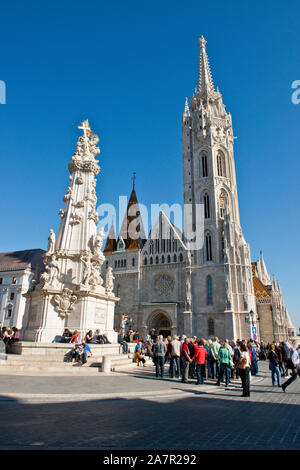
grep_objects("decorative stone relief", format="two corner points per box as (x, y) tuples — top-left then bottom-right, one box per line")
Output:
(63, 187), (74, 202)
(154, 274), (175, 297)
(53, 288), (77, 318)
(88, 209), (99, 223)
(70, 213), (82, 225)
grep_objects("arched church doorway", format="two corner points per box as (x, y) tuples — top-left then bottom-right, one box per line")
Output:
(148, 311), (172, 338)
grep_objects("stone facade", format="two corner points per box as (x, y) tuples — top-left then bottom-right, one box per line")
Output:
(102, 37), (295, 342)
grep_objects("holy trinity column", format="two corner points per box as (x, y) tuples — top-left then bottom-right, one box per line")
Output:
(23, 121), (118, 343)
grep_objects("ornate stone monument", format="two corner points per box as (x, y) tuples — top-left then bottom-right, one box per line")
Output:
(23, 120), (118, 343)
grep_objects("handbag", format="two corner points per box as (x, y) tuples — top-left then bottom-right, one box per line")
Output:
(238, 356), (247, 369)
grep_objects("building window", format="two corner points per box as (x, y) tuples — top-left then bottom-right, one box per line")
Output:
(12, 277), (17, 284)
(6, 304), (13, 318)
(173, 254), (177, 262)
(179, 253), (183, 262)
(144, 258), (147, 265)
(132, 258), (135, 267)
(150, 257), (153, 265)
(124, 259), (126, 268)
(207, 277), (213, 305)
(167, 255), (171, 263)
(220, 195), (226, 218)
(202, 154), (208, 177)
(115, 260), (117, 268)
(10, 292), (15, 300)
(0, 278), (2, 285)
(217, 151), (226, 177)
(205, 233), (212, 261)
(121, 260), (124, 268)
(204, 193), (210, 219)
(208, 317), (215, 336)
(161, 255), (165, 264)
(155, 256), (159, 264)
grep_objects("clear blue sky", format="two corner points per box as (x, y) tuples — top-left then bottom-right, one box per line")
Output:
(0, 0), (299, 328)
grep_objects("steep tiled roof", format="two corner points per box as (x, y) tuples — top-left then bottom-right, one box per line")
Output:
(0, 249), (45, 272)
(253, 276), (271, 298)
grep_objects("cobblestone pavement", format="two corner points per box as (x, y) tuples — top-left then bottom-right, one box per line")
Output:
(0, 361), (299, 450)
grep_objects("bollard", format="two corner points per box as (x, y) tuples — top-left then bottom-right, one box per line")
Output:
(102, 355), (112, 373)
(0, 340), (7, 365)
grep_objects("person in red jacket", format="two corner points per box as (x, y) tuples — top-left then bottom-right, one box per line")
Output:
(194, 339), (208, 385)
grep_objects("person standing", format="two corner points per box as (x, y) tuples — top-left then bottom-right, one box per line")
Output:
(282, 344), (300, 392)
(238, 343), (251, 397)
(210, 337), (220, 380)
(181, 337), (192, 383)
(169, 335), (181, 378)
(194, 339), (208, 384)
(216, 342), (231, 387)
(267, 344), (281, 387)
(248, 340), (258, 376)
(153, 335), (167, 378)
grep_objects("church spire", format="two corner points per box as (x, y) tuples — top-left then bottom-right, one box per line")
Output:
(118, 185), (146, 250)
(197, 35), (215, 94)
(183, 97), (190, 117)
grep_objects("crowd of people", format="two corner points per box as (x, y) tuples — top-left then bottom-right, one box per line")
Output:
(1, 323), (299, 392)
(126, 330), (300, 397)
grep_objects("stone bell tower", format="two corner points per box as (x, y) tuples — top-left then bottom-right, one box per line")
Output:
(182, 37), (256, 340)
(23, 121), (118, 343)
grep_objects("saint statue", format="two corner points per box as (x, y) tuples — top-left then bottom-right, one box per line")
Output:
(47, 229), (55, 254)
(105, 267), (115, 295)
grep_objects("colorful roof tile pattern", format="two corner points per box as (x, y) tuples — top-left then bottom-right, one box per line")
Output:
(103, 187), (146, 253)
(253, 276), (271, 298)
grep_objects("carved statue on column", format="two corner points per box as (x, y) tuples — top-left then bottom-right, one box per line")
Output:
(105, 267), (115, 295)
(81, 253), (92, 286)
(47, 229), (56, 254)
(93, 227), (105, 255)
(185, 269), (192, 311)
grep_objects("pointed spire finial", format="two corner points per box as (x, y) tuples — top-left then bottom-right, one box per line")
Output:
(197, 35), (215, 94)
(132, 171), (136, 189)
(183, 97), (190, 117)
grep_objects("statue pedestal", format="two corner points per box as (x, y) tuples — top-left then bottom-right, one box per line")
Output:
(23, 288), (118, 343)
(183, 310), (193, 337)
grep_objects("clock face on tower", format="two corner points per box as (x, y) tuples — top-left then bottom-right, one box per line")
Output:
(154, 273), (175, 297)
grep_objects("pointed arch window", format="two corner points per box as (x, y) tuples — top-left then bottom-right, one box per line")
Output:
(155, 256), (159, 264)
(208, 317), (215, 335)
(179, 253), (183, 262)
(167, 255), (171, 263)
(217, 151), (226, 177)
(204, 193), (210, 219)
(202, 153), (208, 177)
(205, 233), (212, 261)
(117, 284), (121, 298)
(150, 257), (153, 265)
(220, 194), (226, 218)
(144, 258), (147, 265)
(207, 277), (213, 305)
(173, 254), (177, 262)
(161, 255), (165, 264)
